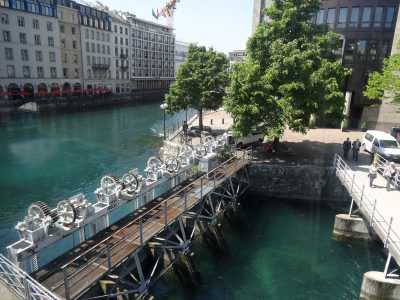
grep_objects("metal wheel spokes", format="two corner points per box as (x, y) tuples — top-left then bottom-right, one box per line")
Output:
(122, 173), (139, 193)
(28, 202), (51, 220)
(195, 144), (207, 158)
(57, 201), (76, 226)
(204, 136), (215, 146)
(165, 157), (179, 173)
(147, 156), (163, 171)
(216, 135), (226, 146)
(101, 174), (119, 195)
(179, 144), (194, 158)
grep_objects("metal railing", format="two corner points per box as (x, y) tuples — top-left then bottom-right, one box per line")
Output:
(373, 153), (400, 189)
(334, 154), (400, 263)
(165, 108), (197, 140)
(0, 254), (61, 300)
(59, 148), (252, 299)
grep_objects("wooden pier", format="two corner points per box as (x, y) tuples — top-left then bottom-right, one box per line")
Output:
(30, 151), (250, 300)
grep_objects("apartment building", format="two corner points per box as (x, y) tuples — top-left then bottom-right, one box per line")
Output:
(110, 12), (131, 93)
(124, 13), (175, 91)
(252, 0), (400, 127)
(58, 4), (82, 93)
(0, 0), (62, 98)
(228, 50), (247, 67)
(175, 40), (189, 74)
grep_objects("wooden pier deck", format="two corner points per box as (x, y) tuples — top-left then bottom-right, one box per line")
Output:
(34, 153), (249, 300)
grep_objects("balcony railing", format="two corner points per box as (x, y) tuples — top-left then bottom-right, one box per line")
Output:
(92, 64), (110, 70)
(120, 54), (128, 60)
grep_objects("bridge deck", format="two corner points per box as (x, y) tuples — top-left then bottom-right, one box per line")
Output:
(35, 155), (248, 300)
(335, 156), (400, 265)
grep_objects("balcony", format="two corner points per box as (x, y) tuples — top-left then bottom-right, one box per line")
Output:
(120, 53), (128, 60)
(121, 65), (129, 70)
(92, 64), (110, 70)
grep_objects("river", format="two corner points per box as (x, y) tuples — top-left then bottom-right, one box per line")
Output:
(0, 102), (385, 299)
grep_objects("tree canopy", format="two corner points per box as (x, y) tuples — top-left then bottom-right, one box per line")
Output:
(364, 53), (400, 105)
(224, 0), (350, 137)
(165, 44), (229, 129)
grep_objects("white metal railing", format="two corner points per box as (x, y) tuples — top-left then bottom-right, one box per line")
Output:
(373, 153), (400, 189)
(0, 254), (61, 300)
(334, 154), (400, 263)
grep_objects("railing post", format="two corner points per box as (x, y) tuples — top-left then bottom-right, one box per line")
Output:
(184, 189), (187, 212)
(63, 268), (71, 300)
(106, 243), (112, 273)
(360, 185), (365, 209)
(348, 198), (354, 218)
(385, 217), (394, 248)
(164, 201), (168, 227)
(200, 177), (203, 199)
(370, 199), (377, 227)
(350, 174), (355, 195)
(139, 217), (143, 246)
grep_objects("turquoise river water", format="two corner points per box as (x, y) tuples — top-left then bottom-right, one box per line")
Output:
(0, 102), (385, 299)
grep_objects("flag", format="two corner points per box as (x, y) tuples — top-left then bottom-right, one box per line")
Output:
(152, 9), (158, 19)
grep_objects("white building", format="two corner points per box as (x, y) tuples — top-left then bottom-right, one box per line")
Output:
(0, 2), (63, 98)
(228, 50), (247, 67)
(175, 41), (190, 74)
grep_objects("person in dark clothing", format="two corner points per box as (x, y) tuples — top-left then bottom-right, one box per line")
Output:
(352, 138), (361, 161)
(343, 138), (351, 160)
(182, 121), (188, 136)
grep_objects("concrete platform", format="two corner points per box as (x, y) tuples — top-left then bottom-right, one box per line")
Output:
(0, 281), (18, 300)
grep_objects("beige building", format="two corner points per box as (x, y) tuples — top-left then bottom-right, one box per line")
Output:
(58, 5), (83, 93)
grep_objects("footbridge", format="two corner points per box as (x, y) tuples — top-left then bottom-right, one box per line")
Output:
(334, 154), (400, 281)
(0, 150), (251, 300)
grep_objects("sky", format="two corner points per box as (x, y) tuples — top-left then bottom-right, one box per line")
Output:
(98, 0), (254, 54)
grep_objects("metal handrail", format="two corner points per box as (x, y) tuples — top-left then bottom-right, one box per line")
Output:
(60, 148), (251, 292)
(373, 153), (400, 189)
(0, 254), (61, 300)
(334, 154), (400, 260)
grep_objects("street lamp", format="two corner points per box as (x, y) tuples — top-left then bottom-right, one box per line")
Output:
(160, 102), (168, 139)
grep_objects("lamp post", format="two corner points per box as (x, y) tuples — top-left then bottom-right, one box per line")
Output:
(160, 102), (168, 140)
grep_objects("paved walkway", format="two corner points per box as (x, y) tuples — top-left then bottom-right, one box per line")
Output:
(337, 157), (400, 263)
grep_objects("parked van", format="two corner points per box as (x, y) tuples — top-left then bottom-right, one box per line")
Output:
(362, 130), (400, 162)
(226, 130), (264, 148)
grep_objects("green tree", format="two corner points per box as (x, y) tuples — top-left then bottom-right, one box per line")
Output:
(166, 44), (229, 130)
(364, 54), (400, 104)
(224, 0), (350, 137)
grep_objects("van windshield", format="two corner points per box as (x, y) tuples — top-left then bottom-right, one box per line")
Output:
(380, 140), (400, 149)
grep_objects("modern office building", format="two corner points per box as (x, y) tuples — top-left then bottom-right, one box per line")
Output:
(175, 40), (189, 74)
(252, 0), (400, 128)
(123, 12), (175, 92)
(228, 50), (247, 67)
(58, 4), (83, 93)
(0, 0), (63, 98)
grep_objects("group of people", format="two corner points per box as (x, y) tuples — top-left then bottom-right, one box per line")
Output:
(342, 138), (361, 161)
(369, 161), (399, 191)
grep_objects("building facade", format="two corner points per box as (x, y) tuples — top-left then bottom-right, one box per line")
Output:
(0, 0), (63, 98)
(124, 13), (175, 91)
(252, 0), (400, 127)
(175, 41), (189, 74)
(58, 4), (82, 93)
(228, 50), (247, 67)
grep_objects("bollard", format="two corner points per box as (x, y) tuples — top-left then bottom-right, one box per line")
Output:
(222, 118), (224, 124)
(210, 119), (213, 125)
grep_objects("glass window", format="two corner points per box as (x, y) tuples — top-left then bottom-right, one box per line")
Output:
(48, 37), (54, 46)
(361, 7), (372, 28)
(356, 40), (367, 61)
(34, 35), (41, 45)
(5, 47), (13, 60)
(23, 66), (30, 78)
(7, 65), (15, 77)
(17, 16), (24, 27)
(0, 13), (8, 24)
(60, 24), (64, 33)
(337, 8), (348, 28)
(385, 7), (395, 28)
(21, 49), (28, 61)
(49, 51), (56, 62)
(316, 9), (325, 25)
(46, 21), (53, 31)
(350, 7), (360, 28)
(37, 66), (44, 78)
(19, 33), (26, 44)
(50, 67), (57, 78)
(344, 39), (356, 64)
(3, 30), (11, 42)
(367, 40), (378, 61)
(374, 7), (383, 28)
(33, 19), (39, 29)
(381, 40), (391, 62)
(35, 50), (42, 61)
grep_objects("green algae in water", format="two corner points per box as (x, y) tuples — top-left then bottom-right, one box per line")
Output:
(152, 197), (385, 300)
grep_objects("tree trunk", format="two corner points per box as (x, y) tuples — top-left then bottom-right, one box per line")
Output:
(198, 109), (203, 132)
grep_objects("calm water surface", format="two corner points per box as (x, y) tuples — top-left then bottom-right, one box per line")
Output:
(152, 197), (385, 300)
(0, 103), (385, 299)
(0, 101), (185, 248)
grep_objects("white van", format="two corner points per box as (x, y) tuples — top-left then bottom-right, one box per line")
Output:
(362, 130), (400, 162)
(226, 130), (264, 148)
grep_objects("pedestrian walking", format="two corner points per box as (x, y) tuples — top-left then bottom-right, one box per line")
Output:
(343, 138), (352, 160)
(352, 139), (361, 161)
(368, 162), (378, 187)
(182, 121), (188, 143)
(383, 162), (397, 191)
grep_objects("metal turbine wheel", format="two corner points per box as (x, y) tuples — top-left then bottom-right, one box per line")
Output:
(101, 174), (119, 195)
(179, 144), (194, 157)
(216, 135), (226, 146)
(165, 157), (179, 173)
(204, 135), (215, 146)
(122, 173), (139, 193)
(194, 144), (207, 158)
(57, 201), (77, 226)
(27, 201), (58, 226)
(147, 156), (163, 170)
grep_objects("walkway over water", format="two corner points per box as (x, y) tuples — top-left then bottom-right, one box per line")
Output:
(334, 154), (400, 267)
(2, 151), (250, 300)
